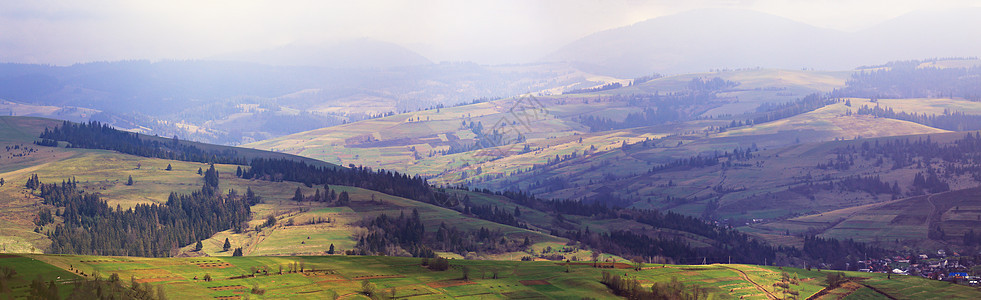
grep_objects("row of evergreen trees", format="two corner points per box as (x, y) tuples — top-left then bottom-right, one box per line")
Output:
(802, 236), (889, 270)
(576, 90), (719, 132)
(241, 158), (459, 207)
(353, 210), (531, 257)
(750, 93), (836, 126)
(601, 271), (709, 300)
(38, 120), (247, 165)
(354, 209), (432, 257)
(854, 104), (981, 131)
(789, 175), (900, 197)
(464, 203), (522, 228)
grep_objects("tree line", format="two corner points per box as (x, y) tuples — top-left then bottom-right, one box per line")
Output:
(576, 90), (719, 132)
(38, 120), (247, 165)
(351, 210), (531, 258)
(834, 59), (981, 100)
(563, 82), (623, 94)
(802, 236), (889, 270)
(241, 158), (459, 207)
(749, 93), (835, 126)
(789, 175), (900, 198)
(824, 133), (981, 193)
(601, 271), (709, 300)
(558, 209), (784, 265)
(854, 104), (981, 131)
(354, 209), (432, 257)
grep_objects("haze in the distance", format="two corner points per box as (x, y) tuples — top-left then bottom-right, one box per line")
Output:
(2, 0), (978, 66)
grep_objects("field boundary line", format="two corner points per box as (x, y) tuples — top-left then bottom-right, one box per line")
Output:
(852, 280), (897, 300)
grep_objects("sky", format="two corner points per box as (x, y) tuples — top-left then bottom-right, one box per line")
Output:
(1, 0), (979, 65)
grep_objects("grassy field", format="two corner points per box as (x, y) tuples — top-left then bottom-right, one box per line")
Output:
(3, 253), (978, 299)
(191, 185), (564, 259)
(0, 117), (79, 253)
(873, 97), (981, 116)
(718, 98), (948, 139)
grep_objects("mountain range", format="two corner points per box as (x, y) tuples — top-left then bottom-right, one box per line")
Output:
(547, 8), (981, 76)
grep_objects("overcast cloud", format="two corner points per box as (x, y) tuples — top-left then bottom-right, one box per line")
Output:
(1, 0), (978, 65)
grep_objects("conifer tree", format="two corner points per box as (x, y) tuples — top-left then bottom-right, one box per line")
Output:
(338, 191), (350, 206)
(293, 187), (304, 201)
(223, 238), (231, 252)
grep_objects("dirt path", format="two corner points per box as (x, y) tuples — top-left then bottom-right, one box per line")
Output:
(243, 210), (301, 255)
(721, 266), (778, 300)
(925, 193), (953, 248)
(928, 194), (939, 223)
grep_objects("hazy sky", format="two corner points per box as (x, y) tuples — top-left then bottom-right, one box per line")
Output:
(1, 0), (978, 65)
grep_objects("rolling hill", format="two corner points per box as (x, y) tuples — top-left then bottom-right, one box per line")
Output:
(245, 71), (948, 217)
(245, 61), (981, 257)
(3, 116), (811, 272)
(245, 68), (854, 180)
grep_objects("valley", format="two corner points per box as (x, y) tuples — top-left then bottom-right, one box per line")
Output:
(5, 3), (981, 299)
(5, 59), (981, 298)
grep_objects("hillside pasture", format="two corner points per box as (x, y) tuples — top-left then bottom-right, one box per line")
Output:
(7, 254), (976, 299)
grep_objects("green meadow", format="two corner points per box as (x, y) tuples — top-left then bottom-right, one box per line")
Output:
(3, 254), (979, 299)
